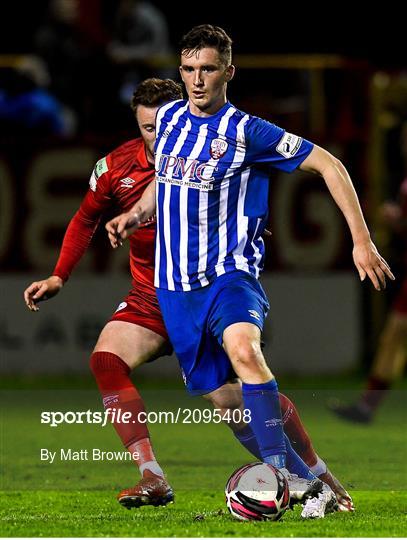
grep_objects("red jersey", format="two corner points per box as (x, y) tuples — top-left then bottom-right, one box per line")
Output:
(53, 138), (156, 295)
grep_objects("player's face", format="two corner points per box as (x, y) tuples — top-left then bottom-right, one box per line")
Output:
(136, 105), (158, 164)
(179, 47), (234, 117)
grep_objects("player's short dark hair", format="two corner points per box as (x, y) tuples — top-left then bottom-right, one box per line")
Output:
(131, 78), (183, 113)
(180, 25), (233, 65)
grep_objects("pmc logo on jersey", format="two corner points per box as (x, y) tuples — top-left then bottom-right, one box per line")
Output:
(157, 154), (216, 183)
(210, 138), (228, 159)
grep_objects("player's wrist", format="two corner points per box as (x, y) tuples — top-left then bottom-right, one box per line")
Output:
(50, 275), (65, 287)
(131, 209), (144, 226)
(352, 231), (371, 247)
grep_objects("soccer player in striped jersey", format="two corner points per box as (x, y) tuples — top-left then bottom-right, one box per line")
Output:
(22, 76), (349, 514)
(107, 24), (394, 516)
(23, 76), (352, 516)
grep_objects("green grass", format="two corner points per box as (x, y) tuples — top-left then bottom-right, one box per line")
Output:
(1, 380), (406, 537)
(2, 490), (407, 537)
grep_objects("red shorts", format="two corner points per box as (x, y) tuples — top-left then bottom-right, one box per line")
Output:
(393, 276), (407, 315)
(110, 286), (169, 340)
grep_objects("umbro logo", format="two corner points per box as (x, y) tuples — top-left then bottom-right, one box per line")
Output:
(120, 177), (135, 188)
(115, 301), (127, 312)
(248, 309), (260, 321)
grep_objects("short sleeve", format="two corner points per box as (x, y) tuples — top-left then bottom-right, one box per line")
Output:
(245, 116), (313, 172)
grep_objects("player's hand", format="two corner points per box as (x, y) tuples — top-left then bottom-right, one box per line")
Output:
(105, 212), (141, 248)
(352, 240), (395, 291)
(23, 275), (64, 312)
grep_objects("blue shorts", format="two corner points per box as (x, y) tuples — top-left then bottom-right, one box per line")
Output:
(156, 270), (270, 395)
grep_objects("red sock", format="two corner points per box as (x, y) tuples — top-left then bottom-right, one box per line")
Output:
(361, 376), (390, 411)
(279, 392), (318, 467)
(90, 351), (163, 477)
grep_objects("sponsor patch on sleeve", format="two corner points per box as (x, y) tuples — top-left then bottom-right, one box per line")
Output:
(276, 132), (303, 158)
(95, 156), (109, 177)
(89, 156), (108, 191)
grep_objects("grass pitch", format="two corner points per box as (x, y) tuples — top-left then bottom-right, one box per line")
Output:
(1, 377), (406, 537)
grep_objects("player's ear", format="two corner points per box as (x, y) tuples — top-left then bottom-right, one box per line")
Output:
(225, 65), (235, 82)
(179, 65), (185, 82)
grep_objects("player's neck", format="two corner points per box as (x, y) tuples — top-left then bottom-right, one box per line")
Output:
(146, 150), (155, 165)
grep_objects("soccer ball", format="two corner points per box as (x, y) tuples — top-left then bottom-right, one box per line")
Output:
(225, 462), (290, 521)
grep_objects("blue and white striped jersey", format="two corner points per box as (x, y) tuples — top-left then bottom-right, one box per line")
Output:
(154, 99), (313, 291)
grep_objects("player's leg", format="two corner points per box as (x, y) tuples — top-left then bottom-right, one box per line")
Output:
(221, 319), (286, 467)
(202, 380), (261, 455)
(330, 310), (407, 423)
(155, 273), (321, 505)
(204, 381), (315, 478)
(278, 393), (353, 512)
(205, 383), (345, 515)
(208, 272), (323, 504)
(91, 320), (168, 475)
(90, 314), (173, 508)
(204, 384), (331, 483)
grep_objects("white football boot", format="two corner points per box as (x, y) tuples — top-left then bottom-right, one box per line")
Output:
(279, 468), (323, 506)
(301, 483), (338, 519)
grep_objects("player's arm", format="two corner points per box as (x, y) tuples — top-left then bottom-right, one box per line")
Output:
(299, 145), (395, 290)
(106, 179), (156, 248)
(24, 191), (105, 311)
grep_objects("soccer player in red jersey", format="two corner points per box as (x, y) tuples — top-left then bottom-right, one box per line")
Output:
(24, 78), (183, 508)
(24, 78), (352, 513)
(330, 178), (407, 424)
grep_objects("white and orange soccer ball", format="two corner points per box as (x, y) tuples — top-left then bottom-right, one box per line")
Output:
(225, 462), (290, 521)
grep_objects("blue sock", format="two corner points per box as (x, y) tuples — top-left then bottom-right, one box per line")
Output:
(234, 421), (316, 480)
(233, 424), (261, 459)
(284, 434), (316, 480)
(241, 379), (286, 468)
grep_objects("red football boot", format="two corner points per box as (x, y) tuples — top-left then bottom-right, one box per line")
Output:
(117, 471), (174, 509)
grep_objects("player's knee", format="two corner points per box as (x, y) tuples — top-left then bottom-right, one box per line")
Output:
(90, 351), (132, 393)
(89, 351), (130, 376)
(228, 338), (264, 369)
(89, 351), (114, 376)
(89, 352), (102, 376)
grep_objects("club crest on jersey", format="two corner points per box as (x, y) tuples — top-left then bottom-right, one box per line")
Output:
(120, 177), (136, 188)
(210, 138), (228, 159)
